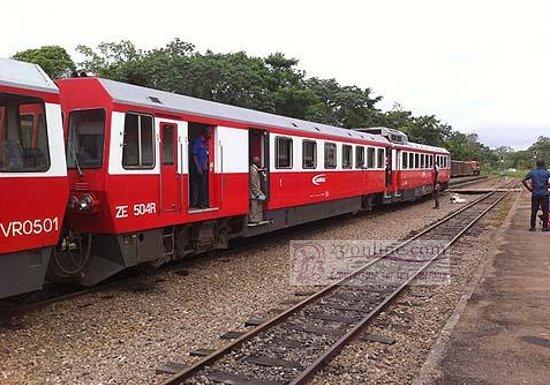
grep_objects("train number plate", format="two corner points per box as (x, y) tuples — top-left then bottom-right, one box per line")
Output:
(0, 217), (59, 238)
(115, 202), (157, 219)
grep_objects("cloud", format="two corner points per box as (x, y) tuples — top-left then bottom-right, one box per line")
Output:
(1, 0), (548, 149)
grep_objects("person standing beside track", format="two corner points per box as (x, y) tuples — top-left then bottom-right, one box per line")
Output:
(522, 159), (550, 232)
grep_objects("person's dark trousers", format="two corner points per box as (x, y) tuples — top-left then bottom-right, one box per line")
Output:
(190, 169), (208, 208)
(531, 195), (549, 229)
(433, 183), (440, 209)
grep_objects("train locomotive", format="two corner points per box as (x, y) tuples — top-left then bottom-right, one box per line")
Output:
(0, 58), (451, 298)
(451, 160), (481, 177)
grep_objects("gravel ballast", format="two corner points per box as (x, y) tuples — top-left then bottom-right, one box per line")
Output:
(308, 189), (519, 385)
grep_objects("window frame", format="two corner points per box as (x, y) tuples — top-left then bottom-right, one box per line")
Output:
(67, 108), (107, 170)
(302, 139), (317, 169)
(161, 123), (176, 166)
(355, 146), (365, 169)
(367, 147), (376, 168)
(0, 95), (51, 173)
(376, 148), (385, 169)
(342, 144), (353, 169)
(402, 151), (408, 169)
(122, 112), (156, 170)
(324, 142), (337, 169)
(275, 136), (293, 169)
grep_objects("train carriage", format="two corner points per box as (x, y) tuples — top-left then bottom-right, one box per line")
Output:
(451, 160), (481, 177)
(0, 58), (68, 298)
(51, 77), (451, 287)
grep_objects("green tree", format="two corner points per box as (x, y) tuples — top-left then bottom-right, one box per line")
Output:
(24, 38), (507, 166)
(12, 46), (76, 79)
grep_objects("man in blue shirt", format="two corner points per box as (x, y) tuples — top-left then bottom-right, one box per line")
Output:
(190, 128), (211, 209)
(522, 159), (550, 231)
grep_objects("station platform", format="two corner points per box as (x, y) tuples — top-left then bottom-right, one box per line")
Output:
(434, 191), (550, 384)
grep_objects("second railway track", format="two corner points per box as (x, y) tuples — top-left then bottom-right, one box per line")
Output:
(161, 181), (517, 385)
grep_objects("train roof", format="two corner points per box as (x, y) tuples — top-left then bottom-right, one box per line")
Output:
(400, 141), (450, 154)
(0, 58), (58, 94)
(96, 78), (389, 144)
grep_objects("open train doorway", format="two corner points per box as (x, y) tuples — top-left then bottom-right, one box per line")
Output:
(188, 122), (216, 211)
(248, 129), (269, 225)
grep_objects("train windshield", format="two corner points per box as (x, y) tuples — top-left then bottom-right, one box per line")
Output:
(67, 109), (105, 169)
(0, 93), (50, 172)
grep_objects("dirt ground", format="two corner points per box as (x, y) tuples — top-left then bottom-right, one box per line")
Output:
(429, 189), (550, 385)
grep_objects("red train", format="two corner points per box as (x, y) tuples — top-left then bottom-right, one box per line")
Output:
(0, 58), (68, 298)
(0, 58), (451, 298)
(451, 160), (481, 177)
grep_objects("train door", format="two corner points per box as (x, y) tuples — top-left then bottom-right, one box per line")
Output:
(385, 147), (393, 188)
(160, 122), (178, 212)
(187, 122), (217, 211)
(248, 129), (269, 224)
(393, 149), (401, 196)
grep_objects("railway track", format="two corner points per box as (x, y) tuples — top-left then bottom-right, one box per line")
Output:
(448, 175), (490, 188)
(161, 181), (516, 385)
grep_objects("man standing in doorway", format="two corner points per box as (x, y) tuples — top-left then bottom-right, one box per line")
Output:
(249, 156), (266, 224)
(190, 128), (211, 209)
(522, 159), (550, 231)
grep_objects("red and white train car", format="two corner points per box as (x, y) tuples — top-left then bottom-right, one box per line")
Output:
(51, 77), (450, 287)
(0, 58), (68, 298)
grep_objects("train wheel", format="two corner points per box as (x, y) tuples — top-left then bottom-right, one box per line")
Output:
(51, 233), (92, 276)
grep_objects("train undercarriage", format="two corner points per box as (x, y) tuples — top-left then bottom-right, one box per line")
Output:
(46, 184), (443, 287)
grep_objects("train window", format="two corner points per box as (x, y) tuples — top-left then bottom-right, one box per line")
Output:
(376, 148), (385, 169)
(342, 144), (352, 169)
(302, 140), (316, 169)
(0, 93), (50, 172)
(409, 152), (414, 169)
(355, 146), (365, 168)
(122, 113), (155, 169)
(367, 147), (375, 168)
(68, 109), (106, 169)
(162, 125), (175, 166)
(275, 137), (293, 169)
(402, 152), (408, 169)
(421, 154), (426, 168)
(415, 153), (420, 169)
(429, 155), (433, 168)
(324, 142), (337, 169)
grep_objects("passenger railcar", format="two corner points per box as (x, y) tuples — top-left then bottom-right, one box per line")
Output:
(52, 78), (450, 287)
(0, 58), (68, 298)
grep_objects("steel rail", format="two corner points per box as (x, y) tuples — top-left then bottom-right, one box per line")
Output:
(289, 187), (511, 384)
(161, 182), (515, 385)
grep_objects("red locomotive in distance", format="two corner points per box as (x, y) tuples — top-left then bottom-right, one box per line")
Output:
(451, 160), (481, 177)
(0, 58), (451, 298)
(0, 58), (68, 298)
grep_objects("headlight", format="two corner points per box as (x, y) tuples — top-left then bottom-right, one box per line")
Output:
(79, 194), (93, 211)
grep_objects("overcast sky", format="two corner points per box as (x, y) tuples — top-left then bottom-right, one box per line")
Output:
(1, 0), (548, 149)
